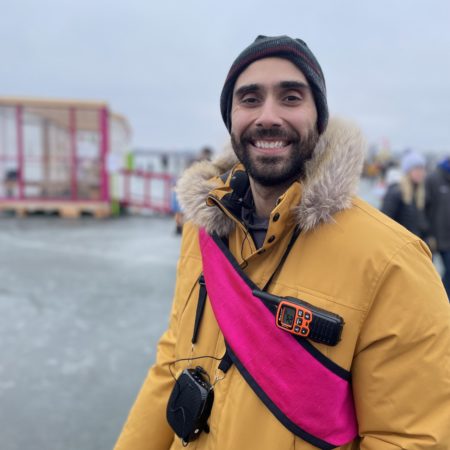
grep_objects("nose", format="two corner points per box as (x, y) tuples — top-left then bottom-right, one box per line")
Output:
(254, 98), (282, 128)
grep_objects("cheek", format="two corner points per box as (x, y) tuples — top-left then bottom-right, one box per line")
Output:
(290, 108), (317, 130)
(231, 110), (252, 136)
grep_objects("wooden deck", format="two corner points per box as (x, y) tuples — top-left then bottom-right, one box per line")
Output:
(0, 200), (111, 218)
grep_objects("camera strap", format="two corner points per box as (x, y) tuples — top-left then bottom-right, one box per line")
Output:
(197, 227), (358, 450)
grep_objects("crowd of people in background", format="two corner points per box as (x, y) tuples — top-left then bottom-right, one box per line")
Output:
(380, 151), (450, 298)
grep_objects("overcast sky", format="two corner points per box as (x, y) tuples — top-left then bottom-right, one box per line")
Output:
(1, 0), (449, 155)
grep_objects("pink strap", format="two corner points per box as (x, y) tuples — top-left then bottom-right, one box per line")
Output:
(199, 229), (357, 448)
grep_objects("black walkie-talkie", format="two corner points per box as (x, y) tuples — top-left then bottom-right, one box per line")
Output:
(252, 290), (344, 346)
(166, 366), (214, 445)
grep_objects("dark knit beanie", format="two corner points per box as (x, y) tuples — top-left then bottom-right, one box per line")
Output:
(220, 35), (328, 134)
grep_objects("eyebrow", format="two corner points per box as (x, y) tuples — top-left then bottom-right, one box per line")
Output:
(234, 81), (311, 98)
(278, 81), (310, 91)
(234, 84), (261, 98)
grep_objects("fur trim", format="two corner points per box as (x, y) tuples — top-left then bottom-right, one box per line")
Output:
(294, 118), (366, 230)
(176, 117), (366, 235)
(175, 152), (237, 236)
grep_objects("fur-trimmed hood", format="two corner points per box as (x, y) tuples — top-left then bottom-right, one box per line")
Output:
(176, 117), (366, 236)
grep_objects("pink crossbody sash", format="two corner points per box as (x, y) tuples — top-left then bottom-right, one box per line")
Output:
(199, 228), (358, 449)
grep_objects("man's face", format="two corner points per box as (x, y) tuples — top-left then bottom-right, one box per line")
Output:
(230, 57), (319, 187)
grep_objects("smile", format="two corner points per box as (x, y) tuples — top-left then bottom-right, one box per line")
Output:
(252, 140), (289, 149)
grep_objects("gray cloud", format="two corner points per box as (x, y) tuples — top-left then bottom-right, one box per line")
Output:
(1, 0), (449, 154)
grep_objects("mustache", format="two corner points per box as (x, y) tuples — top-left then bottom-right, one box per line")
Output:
(241, 127), (300, 142)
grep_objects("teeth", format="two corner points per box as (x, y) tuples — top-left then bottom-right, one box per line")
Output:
(254, 141), (286, 149)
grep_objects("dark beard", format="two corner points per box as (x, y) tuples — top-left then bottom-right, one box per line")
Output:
(230, 126), (319, 187)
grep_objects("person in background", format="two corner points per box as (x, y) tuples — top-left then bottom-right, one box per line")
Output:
(171, 180), (184, 235)
(384, 164), (402, 187)
(426, 156), (450, 298)
(381, 150), (428, 239)
(174, 146), (214, 234)
(115, 35), (449, 450)
(197, 146), (213, 162)
(371, 162), (401, 204)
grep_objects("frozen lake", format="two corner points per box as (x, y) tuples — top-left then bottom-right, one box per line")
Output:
(0, 216), (181, 450)
(0, 179), (444, 450)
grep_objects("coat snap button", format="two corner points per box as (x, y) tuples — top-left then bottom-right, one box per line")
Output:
(268, 235), (276, 243)
(273, 213), (280, 222)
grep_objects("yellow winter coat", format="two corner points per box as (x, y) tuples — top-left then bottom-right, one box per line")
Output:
(115, 119), (450, 450)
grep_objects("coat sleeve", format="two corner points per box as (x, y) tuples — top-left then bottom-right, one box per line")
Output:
(352, 240), (450, 449)
(114, 231), (195, 450)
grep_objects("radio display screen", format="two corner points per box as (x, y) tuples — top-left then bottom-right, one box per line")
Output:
(281, 305), (296, 328)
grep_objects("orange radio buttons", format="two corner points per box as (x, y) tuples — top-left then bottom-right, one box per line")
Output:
(276, 301), (312, 337)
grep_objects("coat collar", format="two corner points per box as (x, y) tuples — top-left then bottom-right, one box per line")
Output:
(176, 117), (366, 237)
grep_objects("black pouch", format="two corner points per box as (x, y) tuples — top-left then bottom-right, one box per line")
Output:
(166, 366), (214, 445)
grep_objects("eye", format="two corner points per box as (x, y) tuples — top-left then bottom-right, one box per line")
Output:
(240, 94), (261, 106)
(283, 93), (303, 103)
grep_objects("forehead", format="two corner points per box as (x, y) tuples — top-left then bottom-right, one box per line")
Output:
(233, 57), (308, 92)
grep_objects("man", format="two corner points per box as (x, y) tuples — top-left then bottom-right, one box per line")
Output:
(115, 36), (450, 450)
(426, 156), (450, 298)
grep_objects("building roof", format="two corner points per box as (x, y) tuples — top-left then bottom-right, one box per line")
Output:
(0, 96), (130, 134)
